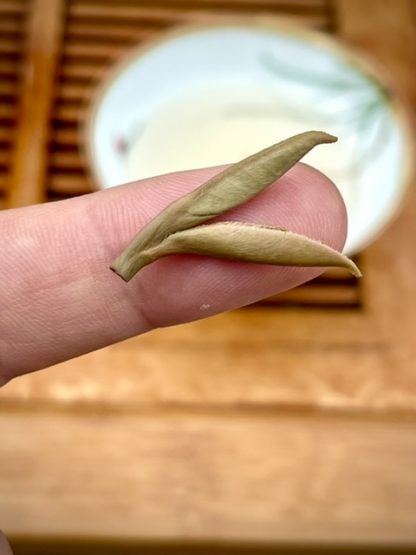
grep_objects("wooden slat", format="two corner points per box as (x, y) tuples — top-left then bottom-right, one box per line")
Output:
(0, 128), (14, 145)
(66, 8), (331, 35)
(8, 0), (65, 207)
(2, 410), (416, 543)
(63, 39), (153, 59)
(67, 15), (183, 33)
(0, 135), (14, 150)
(52, 127), (82, 145)
(261, 283), (359, 308)
(0, 103), (16, 121)
(0, 149), (11, 166)
(57, 82), (93, 102)
(67, 6), (330, 29)
(0, 59), (20, 77)
(50, 150), (84, 168)
(0, 175), (9, 193)
(0, 81), (16, 98)
(0, 38), (22, 56)
(48, 173), (95, 195)
(54, 103), (86, 123)
(69, 3), (183, 21)
(0, 1), (26, 16)
(0, 17), (22, 35)
(60, 61), (108, 80)
(69, 0), (328, 18)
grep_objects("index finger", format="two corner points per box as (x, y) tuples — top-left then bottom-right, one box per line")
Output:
(0, 163), (347, 384)
(0, 533), (13, 555)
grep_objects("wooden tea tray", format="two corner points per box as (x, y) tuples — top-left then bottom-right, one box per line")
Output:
(1, 0), (416, 549)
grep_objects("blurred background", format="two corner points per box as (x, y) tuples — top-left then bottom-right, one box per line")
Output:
(0, 0), (415, 553)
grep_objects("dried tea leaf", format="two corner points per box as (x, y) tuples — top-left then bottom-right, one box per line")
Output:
(139, 222), (362, 277)
(111, 130), (337, 281)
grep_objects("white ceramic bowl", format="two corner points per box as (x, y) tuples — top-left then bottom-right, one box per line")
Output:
(86, 22), (413, 255)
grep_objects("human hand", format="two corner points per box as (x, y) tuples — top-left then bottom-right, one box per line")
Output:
(0, 163), (347, 386)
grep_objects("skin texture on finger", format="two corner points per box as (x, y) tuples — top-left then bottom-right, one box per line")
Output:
(0, 533), (13, 555)
(0, 163), (347, 384)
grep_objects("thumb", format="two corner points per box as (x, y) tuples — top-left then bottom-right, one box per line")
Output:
(0, 163), (347, 383)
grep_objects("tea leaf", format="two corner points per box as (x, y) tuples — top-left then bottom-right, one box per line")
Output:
(139, 222), (362, 277)
(111, 130), (337, 281)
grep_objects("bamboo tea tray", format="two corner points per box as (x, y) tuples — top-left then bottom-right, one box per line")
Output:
(1, 0), (416, 549)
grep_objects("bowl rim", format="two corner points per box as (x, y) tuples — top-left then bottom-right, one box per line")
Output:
(84, 18), (415, 255)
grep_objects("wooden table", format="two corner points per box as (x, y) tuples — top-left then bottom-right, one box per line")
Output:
(1, 0), (416, 552)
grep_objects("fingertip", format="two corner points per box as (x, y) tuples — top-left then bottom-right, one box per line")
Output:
(292, 162), (348, 252)
(133, 162), (349, 327)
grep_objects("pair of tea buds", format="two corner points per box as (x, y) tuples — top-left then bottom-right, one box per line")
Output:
(111, 131), (361, 282)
